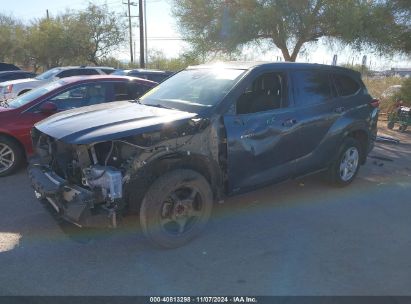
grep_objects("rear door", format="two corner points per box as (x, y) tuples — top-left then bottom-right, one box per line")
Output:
(223, 71), (300, 193)
(291, 70), (341, 174)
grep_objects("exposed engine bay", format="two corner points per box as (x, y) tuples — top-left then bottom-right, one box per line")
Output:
(29, 115), (223, 228)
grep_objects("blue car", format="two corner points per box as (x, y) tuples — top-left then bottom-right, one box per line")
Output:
(29, 62), (379, 248)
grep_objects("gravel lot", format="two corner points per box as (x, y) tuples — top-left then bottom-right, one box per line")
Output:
(0, 126), (410, 295)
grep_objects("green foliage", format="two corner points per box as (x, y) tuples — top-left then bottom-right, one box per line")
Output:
(396, 77), (411, 105)
(363, 76), (405, 112)
(145, 50), (201, 71)
(0, 3), (126, 70)
(173, 0), (411, 62)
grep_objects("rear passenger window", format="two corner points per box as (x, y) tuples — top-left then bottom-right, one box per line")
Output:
(333, 74), (360, 96)
(293, 71), (332, 106)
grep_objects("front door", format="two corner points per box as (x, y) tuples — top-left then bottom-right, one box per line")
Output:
(223, 72), (300, 193)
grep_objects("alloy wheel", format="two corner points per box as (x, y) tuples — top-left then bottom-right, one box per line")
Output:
(339, 147), (359, 182)
(0, 143), (15, 174)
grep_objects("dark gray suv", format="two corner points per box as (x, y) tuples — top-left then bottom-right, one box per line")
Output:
(29, 62), (379, 248)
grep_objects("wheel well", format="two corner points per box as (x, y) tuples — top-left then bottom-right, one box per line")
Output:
(124, 153), (221, 213)
(347, 129), (368, 163)
(0, 133), (26, 159)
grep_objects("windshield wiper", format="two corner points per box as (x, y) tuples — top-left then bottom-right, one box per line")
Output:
(0, 101), (9, 108)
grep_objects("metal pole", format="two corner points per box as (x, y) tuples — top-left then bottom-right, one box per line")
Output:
(139, 0), (145, 68)
(128, 0), (134, 63)
(144, 0), (148, 65)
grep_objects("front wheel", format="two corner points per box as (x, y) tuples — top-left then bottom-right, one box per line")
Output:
(327, 138), (361, 187)
(140, 169), (213, 248)
(0, 136), (24, 177)
(387, 121), (395, 129)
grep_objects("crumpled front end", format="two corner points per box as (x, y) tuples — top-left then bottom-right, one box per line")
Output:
(29, 128), (123, 228)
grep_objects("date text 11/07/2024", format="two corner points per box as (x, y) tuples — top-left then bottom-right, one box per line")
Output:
(149, 296), (258, 303)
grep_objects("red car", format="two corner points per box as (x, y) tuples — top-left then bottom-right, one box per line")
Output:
(0, 75), (157, 176)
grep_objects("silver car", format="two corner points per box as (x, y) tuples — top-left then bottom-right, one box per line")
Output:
(0, 66), (115, 101)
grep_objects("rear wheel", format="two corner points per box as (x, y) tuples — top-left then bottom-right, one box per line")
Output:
(0, 136), (24, 177)
(140, 169), (213, 248)
(327, 138), (361, 186)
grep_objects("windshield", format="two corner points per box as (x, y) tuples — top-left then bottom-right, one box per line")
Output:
(140, 68), (245, 113)
(7, 80), (66, 108)
(35, 68), (61, 80)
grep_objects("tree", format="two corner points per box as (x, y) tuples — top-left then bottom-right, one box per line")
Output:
(70, 3), (127, 65)
(25, 17), (72, 69)
(0, 14), (26, 64)
(173, 0), (411, 62)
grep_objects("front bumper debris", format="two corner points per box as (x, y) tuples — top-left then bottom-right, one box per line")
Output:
(28, 165), (117, 228)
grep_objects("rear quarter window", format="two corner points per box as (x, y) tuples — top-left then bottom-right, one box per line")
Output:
(333, 73), (361, 96)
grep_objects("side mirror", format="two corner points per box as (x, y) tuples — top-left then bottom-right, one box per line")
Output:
(40, 102), (57, 114)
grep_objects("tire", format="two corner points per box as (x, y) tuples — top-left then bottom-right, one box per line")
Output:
(327, 137), (362, 187)
(0, 136), (24, 177)
(140, 169), (213, 248)
(399, 125), (407, 132)
(387, 121), (395, 129)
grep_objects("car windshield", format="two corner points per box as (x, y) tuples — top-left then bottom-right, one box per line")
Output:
(35, 68), (61, 80)
(140, 67), (245, 113)
(7, 80), (66, 108)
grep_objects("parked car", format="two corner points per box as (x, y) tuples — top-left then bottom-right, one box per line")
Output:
(0, 70), (36, 83)
(0, 62), (20, 72)
(0, 66), (116, 101)
(29, 62), (379, 248)
(113, 69), (173, 82)
(0, 75), (157, 176)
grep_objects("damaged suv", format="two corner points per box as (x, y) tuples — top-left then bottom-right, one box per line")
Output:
(29, 62), (379, 248)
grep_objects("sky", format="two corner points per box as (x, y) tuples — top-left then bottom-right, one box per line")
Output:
(2, 0), (410, 70)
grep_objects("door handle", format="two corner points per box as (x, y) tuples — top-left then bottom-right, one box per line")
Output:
(335, 107), (345, 113)
(282, 118), (297, 127)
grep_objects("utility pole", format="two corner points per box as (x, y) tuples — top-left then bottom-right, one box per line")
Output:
(46, 9), (50, 20)
(144, 0), (148, 64)
(139, 0), (145, 68)
(127, 0), (134, 63)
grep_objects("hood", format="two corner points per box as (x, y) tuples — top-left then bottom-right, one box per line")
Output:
(35, 101), (197, 144)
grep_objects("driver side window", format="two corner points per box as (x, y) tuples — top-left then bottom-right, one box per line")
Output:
(46, 83), (108, 111)
(236, 72), (287, 114)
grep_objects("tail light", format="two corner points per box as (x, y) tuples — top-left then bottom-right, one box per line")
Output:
(369, 98), (379, 108)
(4, 84), (13, 94)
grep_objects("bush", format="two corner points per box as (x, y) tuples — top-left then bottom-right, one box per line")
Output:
(395, 77), (411, 106)
(363, 76), (405, 112)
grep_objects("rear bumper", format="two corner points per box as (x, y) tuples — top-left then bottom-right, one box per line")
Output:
(28, 165), (116, 228)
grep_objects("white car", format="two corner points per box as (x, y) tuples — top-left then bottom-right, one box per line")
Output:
(0, 66), (115, 101)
